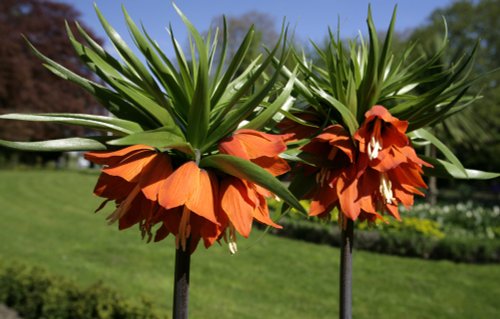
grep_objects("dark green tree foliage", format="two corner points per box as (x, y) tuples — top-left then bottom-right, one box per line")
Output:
(0, 0), (103, 142)
(410, 0), (500, 172)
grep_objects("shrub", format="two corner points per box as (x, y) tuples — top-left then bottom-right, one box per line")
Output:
(0, 262), (163, 319)
(265, 216), (500, 263)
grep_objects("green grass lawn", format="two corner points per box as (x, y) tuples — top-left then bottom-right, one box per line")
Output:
(0, 169), (499, 319)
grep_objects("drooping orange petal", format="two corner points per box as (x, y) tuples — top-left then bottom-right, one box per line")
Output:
(365, 105), (409, 134)
(400, 146), (433, 167)
(139, 153), (173, 201)
(251, 156), (290, 176)
(252, 194), (282, 229)
(103, 150), (157, 182)
(220, 177), (254, 238)
(190, 214), (222, 249)
(118, 192), (154, 230)
(93, 173), (135, 200)
(251, 182), (272, 198)
(391, 164), (427, 194)
(356, 168), (379, 212)
(85, 145), (153, 166)
(337, 175), (361, 220)
(158, 161), (198, 210)
(218, 137), (250, 159)
(154, 223), (170, 242)
(309, 181), (338, 217)
(373, 146), (408, 172)
(302, 125), (356, 166)
(185, 169), (219, 224)
(385, 202), (401, 220)
(106, 185), (142, 225)
(393, 187), (415, 208)
(230, 129), (287, 158)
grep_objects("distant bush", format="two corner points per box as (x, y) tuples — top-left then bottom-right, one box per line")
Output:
(0, 262), (163, 319)
(401, 202), (500, 239)
(265, 201), (500, 263)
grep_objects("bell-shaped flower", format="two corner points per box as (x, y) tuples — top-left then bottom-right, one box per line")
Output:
(299, 125), (370, 220)
(353, 105), (432, 220)
(85, 145), (175, 238)
(158, 161), (222, 251)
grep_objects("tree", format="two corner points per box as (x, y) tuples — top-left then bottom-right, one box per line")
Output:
(208, 11), (280, 69)
(0, 0), (103, 142)
(409, 0), (500, 172)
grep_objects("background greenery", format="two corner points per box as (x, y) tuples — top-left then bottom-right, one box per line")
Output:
(0, 169), (499, 319)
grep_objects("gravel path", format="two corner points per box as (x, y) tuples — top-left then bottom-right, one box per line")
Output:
(0, 305), (22, 319)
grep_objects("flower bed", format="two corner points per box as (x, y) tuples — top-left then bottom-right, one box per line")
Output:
(265, 201), (500, 263)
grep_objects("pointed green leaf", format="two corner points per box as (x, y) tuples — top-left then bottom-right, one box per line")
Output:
(107, 126), (188, 150)
(311, 87), (358, 135)
(95, 5), (169, 109)
(171, 4), (210, 148)
(409, 128), (466, 176)
(25, 39), (159, 128)
(0, 137), (108, 152)
(422, 157), (500, 180)
(200, 154), (306, 214)
(0, 113), (143, 135)
(243, 72), (296, 130)
(210, 26), (255, 106)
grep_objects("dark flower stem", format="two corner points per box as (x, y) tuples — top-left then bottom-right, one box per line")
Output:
(340, 219), (354, 319)
(173, 240), (191, 319)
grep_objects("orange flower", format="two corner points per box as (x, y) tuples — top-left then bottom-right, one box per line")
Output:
(218, 129), (290, 176)
(158, 161), (221, 251)
(85, 145), (222, 253)
(217, 129), (289, 252)
(299, 106), (431, 222)
(85, 131), (290, 254)
(353, 105), (432, 220)
(218, 176), (282, 253)
(300, 125), (377, 221)
(85, 145), (173, 236)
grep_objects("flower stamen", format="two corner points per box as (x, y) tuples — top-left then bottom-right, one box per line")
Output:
(228, 224), (238, 254)
(368, 136), (382, 160)
(176, 205), (191, 251)
(316, 167), (332, 187)
(379, 173), (394, 204)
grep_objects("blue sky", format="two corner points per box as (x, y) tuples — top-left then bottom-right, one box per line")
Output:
(59, 0), (456, 56)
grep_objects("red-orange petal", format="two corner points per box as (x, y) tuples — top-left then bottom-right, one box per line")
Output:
(139, 153), (173, 201)
(252, 194), (282, 229)
(103, 150), (157, 182)
(158, 161), (218, 225)
(85, 145), (153, 166)
(218, 137), (250, 159)
(251, 156), (290, 176)
(231, 129), (287, 158)
(158, 161), (198, 210)
(337, 175), (361, 220)
(185, 169), (219, 224)
(220, 177), (254, 238)
(309, 182), (338, 217)
(94, 173), (134, 201)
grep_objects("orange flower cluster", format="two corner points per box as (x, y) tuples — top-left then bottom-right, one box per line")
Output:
(85, 130), (289, 253)
(300, 105), (431, 222)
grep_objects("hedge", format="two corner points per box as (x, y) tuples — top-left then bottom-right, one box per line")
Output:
(0, 262), (163, 319)
(262, 218), (500, 263)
